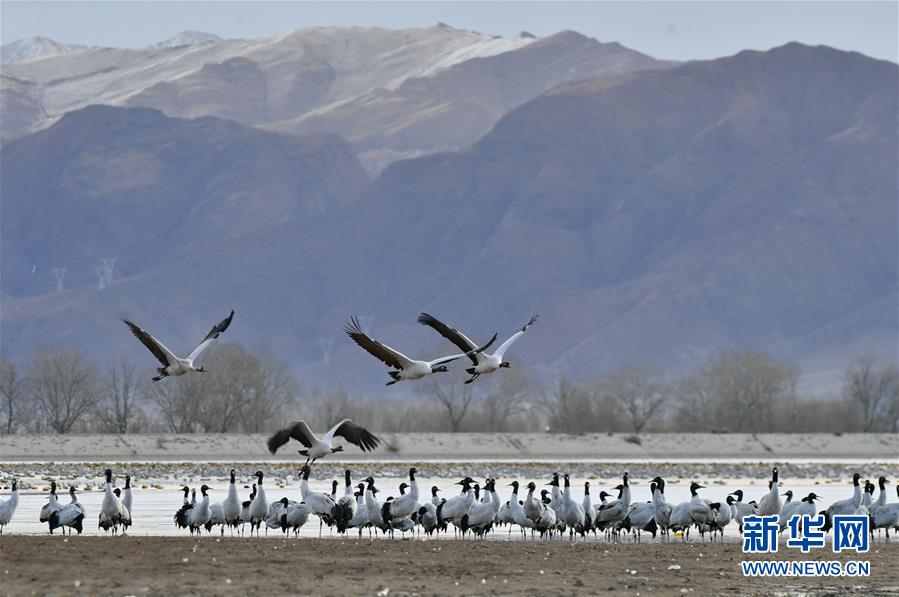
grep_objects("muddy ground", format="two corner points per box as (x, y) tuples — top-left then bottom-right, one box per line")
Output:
(1, 537), (897, 596)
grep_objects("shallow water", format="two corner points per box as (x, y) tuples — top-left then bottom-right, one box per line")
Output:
(2, 476), (866, 540)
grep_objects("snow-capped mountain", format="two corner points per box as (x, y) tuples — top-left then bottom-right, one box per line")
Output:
(149, 30), (222, 49)
(0, 24), (660, 168)
(0, 43), (895, 392)
(1, 36), (88, 63)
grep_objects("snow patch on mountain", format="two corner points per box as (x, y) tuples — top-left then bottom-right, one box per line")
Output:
(1, 36), (88, 63)
(409, 32), (537, 81)
(149, 31), (223, 49)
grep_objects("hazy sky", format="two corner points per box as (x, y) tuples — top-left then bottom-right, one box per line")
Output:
(2, 1), (896, 62)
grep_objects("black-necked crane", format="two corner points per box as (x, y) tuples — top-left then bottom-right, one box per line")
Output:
(417, 313), (537, 383)
(121, 310), (233, 381)
(267, 419), (379, 465)
(345, 316), (494, 385)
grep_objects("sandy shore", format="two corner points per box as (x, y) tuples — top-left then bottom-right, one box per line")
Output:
(2, 432), (896, 461)
(1, 537), (896, 596)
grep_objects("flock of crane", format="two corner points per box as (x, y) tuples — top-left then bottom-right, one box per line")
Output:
(0, 470), (133, 536)
(1, 311), (897, 543)
(2, 466), (897, 542)
(157, 467), (899, 542)
(118, 309), (538, 386)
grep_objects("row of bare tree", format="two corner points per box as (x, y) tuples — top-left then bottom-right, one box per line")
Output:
(1, 344), (896, 434)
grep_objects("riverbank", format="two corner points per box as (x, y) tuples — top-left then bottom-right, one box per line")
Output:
(2, 432), (896, 461)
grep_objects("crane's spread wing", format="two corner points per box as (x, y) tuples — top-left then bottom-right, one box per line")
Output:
(267, 421), (315, 454)
(494, 314), (539, 359)
(427, 354), (463, 367)
(329, 419), (380, 452)
(417, 313), (480, 364)
(188, 310), (234, 361)
(344, 316), (414, 370)
(120, 316), (178, 367)
(428, 333), (497, 367)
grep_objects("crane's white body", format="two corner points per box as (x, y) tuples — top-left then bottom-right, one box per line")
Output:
(535, 504), (557, 534)
(871, 492), (899, 537)
(523, 484), (545, 523)
(712, 498), (733, 536)
(0, 482), (18, 533)
(222, 473), (241, 527)
(730, 492), (758, 527)
(595, 475), (632, 537)
(826, 476), (864, 519)
(757, 468), (783, 516)
(284, 503), (311, 536)
(418, 502), (439, 535)
(465, 327), (529, 375)
(122, 311), (233, 382)
(463, 495), (495, 533)
(688, 491), (713, 526)
(365, 483), (384, 530)
(651, 485), (673, 533)
(207, 503), (226, 534)
(249, 474), (269, 535)
(778, 493), (799, 532)
(190, 490), (211, 531)
(439, 484), (475, 525)
(52, 490), (85, 535)
(122, 479), (133, 517)
(40, 486), (61, 523)
(508, 486), (535, 531)
(388, 469), (420, 521)
(100, 474), (128, 534)
(300, 475), (337, 520)
(337, 472), (357, 525)
(347, 491), (369, 531)
(626, 501), (656, 535)
(560, 478), (586, 535)
(306, 421), (352, 460)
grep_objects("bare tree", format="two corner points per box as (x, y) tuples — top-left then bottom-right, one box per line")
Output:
(673, 351), (796, 432)
(538, 377), (602, 433)
(28, 347), (98, 434)
(479, 368), (536, 431)
(220, 347), (299, 433)
(889, 368), (899, 433)
(843, 357), (898, 432)
(97, 358), (144, 433)
(600, 364), (668, 433)
(150, 374), (206, 433)
(416, 374), (476, 432)
(672, 369), (714, 431)
(0, 358), (27, 434)
(299, 387), (379, 431)
(198, 346), (258, 433)
(148, 344), (299, 433)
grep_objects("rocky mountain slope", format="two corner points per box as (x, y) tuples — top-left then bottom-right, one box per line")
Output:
(0, 26), (661, 169)
(1, 42), (895, 393)
(0, 36), (88, 63)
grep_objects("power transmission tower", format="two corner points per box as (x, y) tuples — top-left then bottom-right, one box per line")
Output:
(94, 257), (116, 290)
(318, 338), (334, 366)
(51, 268), (66, 293)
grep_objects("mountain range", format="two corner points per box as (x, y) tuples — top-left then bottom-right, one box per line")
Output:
(1, 26), (661, 170)
(0, 36), (88, 63)
(1, 27), (896, 394)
